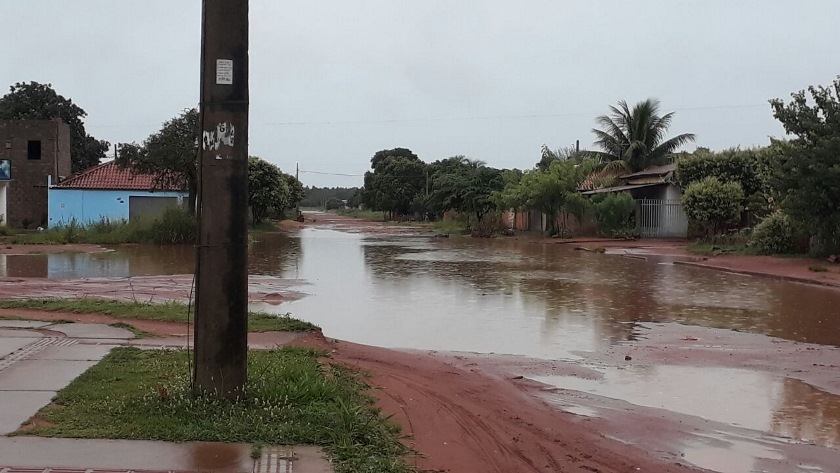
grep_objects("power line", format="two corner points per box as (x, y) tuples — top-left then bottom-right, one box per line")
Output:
(299, 169), (364, 177)
(85, 103), (768, 129)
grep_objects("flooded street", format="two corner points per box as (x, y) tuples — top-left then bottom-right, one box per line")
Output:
(2, 219), (840, 472)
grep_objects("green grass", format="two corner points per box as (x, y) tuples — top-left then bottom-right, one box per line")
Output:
(809, 265), (829, 273)
(687, 242), (761, 256)
(108, 322), (154, 339)
(20, 347), (414, 473)
(11, 208), (196, 245)
(334, 209), (386, 221)
(0, 299), (318, 333)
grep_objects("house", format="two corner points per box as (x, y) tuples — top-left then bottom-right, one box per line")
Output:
(0, 119), (72, 227)
(48, 161), (187, 226)
(581, 164), (688, 238)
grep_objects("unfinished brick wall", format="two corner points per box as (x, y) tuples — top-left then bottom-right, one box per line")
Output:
(0, 119), (72, 227)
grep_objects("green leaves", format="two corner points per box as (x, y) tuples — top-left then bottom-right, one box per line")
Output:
(769, 76), (840, 254)
(248, 156), (290, 224)
(0, 81), (108, 172)
(682, 177), (745, 233)
(592, 98), (695, 172)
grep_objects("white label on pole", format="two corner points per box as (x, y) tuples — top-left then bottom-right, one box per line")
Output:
(216, 59), (233, 85)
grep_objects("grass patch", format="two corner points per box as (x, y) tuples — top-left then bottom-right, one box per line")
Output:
(687, 242), (761, 256)
(11, 208), (196, 245)
(249, 221), (280, 233)
(108, 322), (153, 338)
(0, 299), (318, 333)
(334, 209), (386, 221)
(809, 265), (829, 273)
(21, 347), (413, 473)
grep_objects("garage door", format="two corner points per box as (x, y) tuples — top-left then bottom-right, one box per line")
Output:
(128, 196), (179, 221)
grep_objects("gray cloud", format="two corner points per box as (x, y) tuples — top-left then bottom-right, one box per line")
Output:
(3, 0), (838, 186)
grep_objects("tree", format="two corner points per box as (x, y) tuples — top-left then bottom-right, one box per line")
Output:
(248, 156), (289, 224)
(116, 109), (198, 213)
(282, 172), (305, 208)
(425, 156), (504, 222)
(682, 177), (744, 235)
(591, 98), (695, 172)
(769, 76), (840, 254)
(536, 144), (581, 171)
(0, 81), (109, 172)
(500, 159), (596, 235)
(361, 148), (426, 218)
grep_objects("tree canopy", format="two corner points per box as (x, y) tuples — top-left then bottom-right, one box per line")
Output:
(0, 81), (109, 172)
(769, 76), (840, 254)
(116, 108), (199, 212)
(591, 98), (695, 172)
(248, 156), (289, 224)
(361, 148), (426, 217)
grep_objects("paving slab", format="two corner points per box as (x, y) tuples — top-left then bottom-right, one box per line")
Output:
(46, 323), (134, 340)
(0, 437), (254, 472)
(29, 344), (115, 361)
(0, 329), (42, 339)
(0, 320), (51, 329)
(0, 391), (56, 434)
(0, 338), (35, 359)
(0, 359), (98, 391)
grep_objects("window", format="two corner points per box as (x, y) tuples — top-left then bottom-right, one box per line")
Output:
(27, 140), (42, 160)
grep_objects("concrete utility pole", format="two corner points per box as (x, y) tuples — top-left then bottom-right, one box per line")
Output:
(193, 0), (249, 397)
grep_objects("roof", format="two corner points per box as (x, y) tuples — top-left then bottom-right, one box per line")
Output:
(53, 161), (184, 191)
(620, 163), (676, 179)
(580, 182), (667, 195)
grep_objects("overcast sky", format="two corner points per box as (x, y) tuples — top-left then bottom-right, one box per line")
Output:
(3, 1), (838, 187)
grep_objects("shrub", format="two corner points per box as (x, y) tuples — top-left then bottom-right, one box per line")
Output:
(148, 207), (197, 244)
(682, 177), (744, 235)
(592, 192), (636, 237)
(751, 211), (796, 255)
(676, 148), (765, 197)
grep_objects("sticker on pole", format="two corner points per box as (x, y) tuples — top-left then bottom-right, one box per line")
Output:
(216, 59), (233, 85)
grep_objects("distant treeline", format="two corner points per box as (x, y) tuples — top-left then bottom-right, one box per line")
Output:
(300, 187), (360, 208)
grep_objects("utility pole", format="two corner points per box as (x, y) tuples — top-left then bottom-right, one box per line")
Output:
(193, 0), (249, 398)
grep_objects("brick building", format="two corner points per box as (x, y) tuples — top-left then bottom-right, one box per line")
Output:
(0, 119), (72, 227)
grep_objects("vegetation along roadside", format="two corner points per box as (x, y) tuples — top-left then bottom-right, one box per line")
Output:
(0, 298), (317, 333)
(18, 347), (414, 473)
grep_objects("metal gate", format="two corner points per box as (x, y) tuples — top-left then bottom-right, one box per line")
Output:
(128, 196), (179, 221)
(637, 199), (688, 238)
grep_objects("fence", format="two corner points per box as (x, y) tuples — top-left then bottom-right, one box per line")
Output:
(637, 199), (688, 238)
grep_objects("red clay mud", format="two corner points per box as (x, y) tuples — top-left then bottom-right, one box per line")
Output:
(296, 334), (698, 473)
(0, 274), (304, 304)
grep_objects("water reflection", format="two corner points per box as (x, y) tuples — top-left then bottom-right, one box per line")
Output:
(0, 232), (301, 280)
(537, 366), (840, 449)
(5, 228), (840, 351)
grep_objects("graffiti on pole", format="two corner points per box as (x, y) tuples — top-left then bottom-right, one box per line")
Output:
(203, 122), (235, 159)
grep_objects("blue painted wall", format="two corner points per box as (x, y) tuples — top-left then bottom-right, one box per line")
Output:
(48, 188), (187, 226)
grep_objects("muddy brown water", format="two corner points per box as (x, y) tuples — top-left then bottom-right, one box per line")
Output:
(3, 226), (840, 472)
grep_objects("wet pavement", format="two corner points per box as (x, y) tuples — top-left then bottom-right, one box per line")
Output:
(3, 220), (840, 472)
(0, 324), (332, 472)
(0, 437), (331, 473)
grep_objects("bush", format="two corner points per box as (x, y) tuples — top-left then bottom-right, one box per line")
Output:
(751, 211), (796, 255)
(676, 148), (765, 197)
(592, 192), (636, 237)
(682, 177), (744, 235)
(148, 207), (197, 244)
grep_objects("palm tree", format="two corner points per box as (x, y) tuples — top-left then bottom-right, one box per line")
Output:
(591, 99), (695, 173)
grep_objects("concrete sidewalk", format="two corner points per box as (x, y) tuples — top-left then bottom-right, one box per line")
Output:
(0, 322), (332, 472)
(0, 437), (331, 473)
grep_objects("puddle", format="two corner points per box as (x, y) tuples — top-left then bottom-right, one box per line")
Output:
(534, 366), (840, 449)
(682, 435), (785, 473)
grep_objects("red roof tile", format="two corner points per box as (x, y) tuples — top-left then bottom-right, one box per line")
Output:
(54, 161), (184, 191)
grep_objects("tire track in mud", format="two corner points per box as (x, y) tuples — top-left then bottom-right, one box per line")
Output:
(331, 345), (694, 473)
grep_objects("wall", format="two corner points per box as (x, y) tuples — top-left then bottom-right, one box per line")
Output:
(48, 188), (186, 226)
(0, 120), (72, 227)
